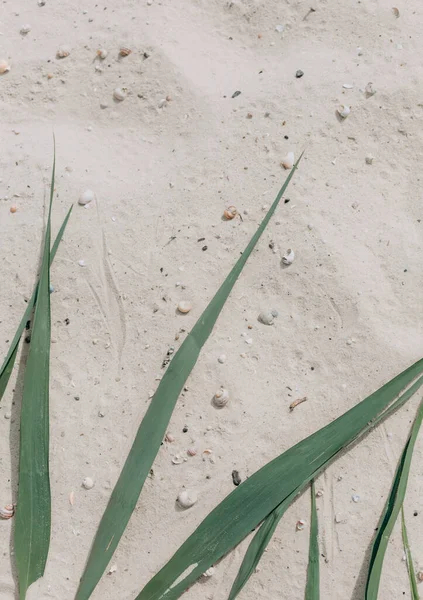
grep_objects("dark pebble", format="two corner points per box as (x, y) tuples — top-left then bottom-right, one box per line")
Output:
(296, 70), (304, 78)
(183, 425), (188, 433)
(232, 90), (241, 98)
(232, 470), (242, 486)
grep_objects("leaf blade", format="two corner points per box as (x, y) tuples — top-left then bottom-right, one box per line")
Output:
(305, 481), (320, 600)
(14, 152), (57, 599)
(401, 509), (420, 600)
(75, 156), (304, 600)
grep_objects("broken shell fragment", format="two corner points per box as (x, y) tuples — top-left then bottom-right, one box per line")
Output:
(177, 301), (192, 314)
(119, 47), (132, 56)
(56, 45), (71, 58)
(177, 489), (198, 509)
(289, 396), (308, 411)
(258, 311), (274, 326)
(165, 432), (175, 443)
(82, 477), (95, 490)
(282, 248), (295, 265)
(223, 206), (238, 220)
(417, 571), (423, 582)
(187, 447), (197, 456)
(202, 567), (216, 577)
(296, 519), (306, 531)
(213, 387), (229, 408)
(171, 454), (184, 465)
(0, 504), (15, 519)
(217, 354), (226, 364)
(281, 151), (295, 170)
(316, 489), (324, 497)
(365, 82), (376, 97)
(337, 104), (350, 119)
(0, 60), (11, 74)
(78, 189), (95, 205)
(96, 48), (108, 59)
(20, 24), (32, 34)
(113, 87), (128, 101)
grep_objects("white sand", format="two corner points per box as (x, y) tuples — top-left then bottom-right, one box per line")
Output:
(1, 1), (422, 599)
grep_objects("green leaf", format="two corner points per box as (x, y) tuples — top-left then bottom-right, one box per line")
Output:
(14, 151), (57, 599)
(305, 481), (320, 600)
(75, 155), (304, 600)
(401, 509), (420, 600)
(135, 360), (423, 600)
(365, 399), (423, 599)
(227, 373), (423, 600)
(0, 205), (72, 404)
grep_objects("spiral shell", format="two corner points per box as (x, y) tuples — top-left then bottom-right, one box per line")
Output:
(0, 60), (11, 74)
(177, 301), (192, 314)
(337, 104), (350, 119)
(0, 504), (15, 519)
(56, 45), (71, 59)
(119, 47), (132, 56)
(281, 151), (295, 170)
(113, 87), (127, 101)
(177, 489), (198, 509)
(223, 206), (237, 220)
(213, 387), (229, 408)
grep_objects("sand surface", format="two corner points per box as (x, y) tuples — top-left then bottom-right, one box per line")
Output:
(1, 1), (422, 599)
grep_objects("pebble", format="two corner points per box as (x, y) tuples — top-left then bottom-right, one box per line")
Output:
(217, 354), (226, 364)
(231, 90), (241, 98)
(4, 412), (11, 420)
(82, 477), (95, 490)
(295, 69), (304, 78)
(365, 154), (374, 165)
(296, 519), (306, 531)
(232, 470), (241, 486)
(108, 565), (117, 574)
(275, 24), (285, 33)
(352, 494), (360, 503)
(20, 24), (32, 34)
(258, 311), (275, 326)
(245, 338), (253, 345)
(100, 102), (108, 109)
(78, 259), (86, 267)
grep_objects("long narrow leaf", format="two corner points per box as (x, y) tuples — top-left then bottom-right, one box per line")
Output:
(365, 400), (423, 599)
(75, 155), (304, 600)
(305, 481), (319, 600)
(228, 373), (423, 600)
(135, 360), (423, 600)
(0, 205), (72, 403)
(14, 151), (56, 599)
(401, 509), (420, 600)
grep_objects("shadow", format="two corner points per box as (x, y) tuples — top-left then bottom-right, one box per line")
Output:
(349, 535), (375, 600)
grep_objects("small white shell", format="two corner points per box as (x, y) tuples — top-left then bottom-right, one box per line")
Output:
(217, 354), (226, 364)
(158, 98), (167, 108)
(258, 311), (274, 326)
(177, 489), (198, 509)
(97, 48), (108, 59)
(213, 388), (229, 408)
(20, 24), (32, 34)
(171, 454), (185, 465)
(365, 154), (374, 165)
(281, 151), (295, 170)
(177, 301), (192, 314)
(365, 82), (376, 97)
(56, 45), (71, 58)
(296, 519), (306, 531)
(202, 567), (216, 577)
(113, 87), (127, 101)
(337, 104), (350, 119)
(0, 60), (11, 74)
(352, 494), (360, 503)
(82, 477), (95, 490)
(0, 504), (15, 519)
(78, 189), (95, 205)
(282, 248), (295, 265)
(223, 206), (238, 220)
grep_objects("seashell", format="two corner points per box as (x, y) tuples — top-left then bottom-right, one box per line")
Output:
(316, 490), (324, 498)
(78, 259), (86, 267)
(223, 206), (237, 220)
(20, 24), (32, 34)
(417, 571), (423, 582)
(158, 98), (167, 108)
(0, 504), (15, 519)
(165, 432), (175, 443)
(177, 489), (198, 509)
(113, 87), (127, 101)
(78, 189), (95, 206)
(0, 60), (11, 74)
(69, 491), (75, 505)
(337, 104), (350, 119)
(10, 206), (18, 213)
(202, 567), (216, 577)
(392, 7), (400, 18)
(56, 45), (71, 59)
(281, 151), (295, 170)
(282, 248), (295, 265)
(119, 47), (132, 56)
(352, 494), (360, 503)
(82, 477), (94, 490)
(177, 301), (192, 314)
(296, 519), (306, 531)
(217, 354), (226, 364)
(342, 83), (353, 89)
(171, 454), (184, 465)
(213, 387), (229, 408)
(108, 564), (117, 574)
(365, 154), (374, 165)
(96, 48), (108, 59)
(166, 95), (172, 102)
(187, 447), (197, 456)
(258, 311), (274, 326)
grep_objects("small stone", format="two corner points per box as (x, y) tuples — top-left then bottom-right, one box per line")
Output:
(108, 564), (117, 574)
(231, 90), (241, 98)
(258, 311), (274, 326)
(352, 494), (360, 503)
(78, 259), (86, 267)
(295, 69), (304, 78)
(98, 410), (105, 417)
(218, 354), (226, 364)
(271, 309), (279, 318)
(232, 470), (241, 486)
(100, 102), (108, 109)
(365, 154), (374, 165)
(245, 337), (253, 345)
(4, 412), (11, 420)
(275, 24), (285, 33)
